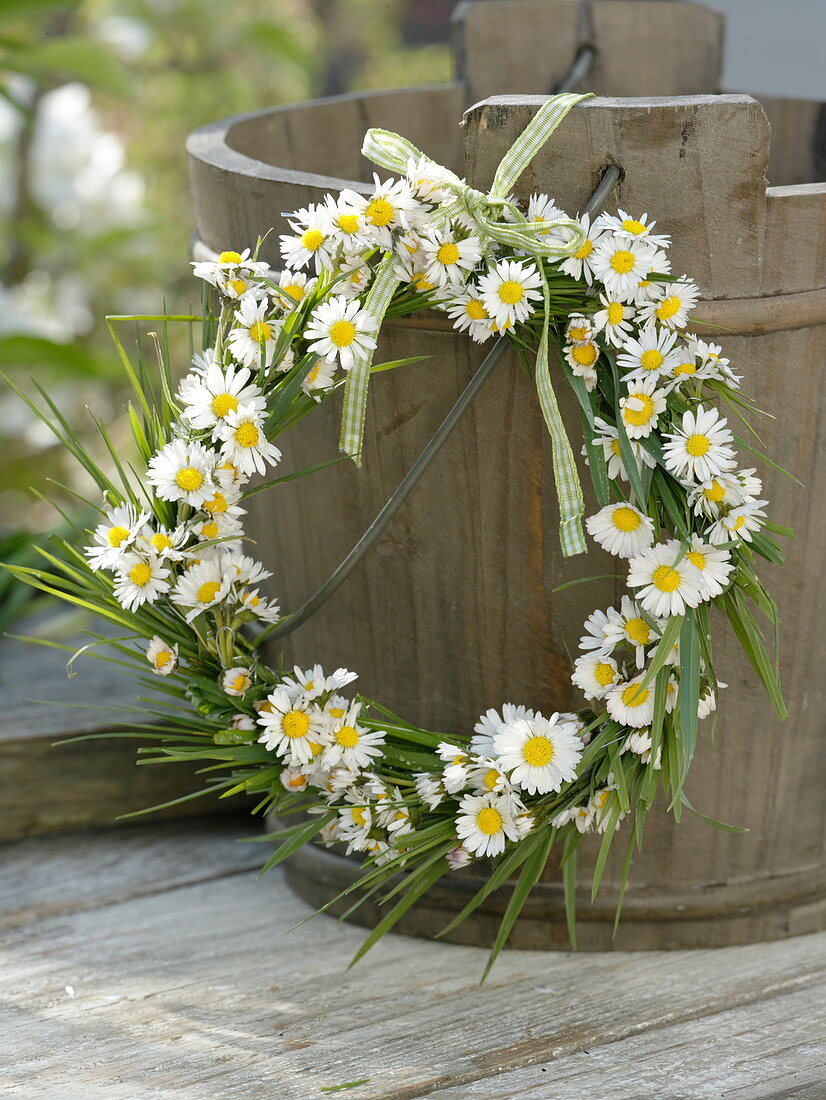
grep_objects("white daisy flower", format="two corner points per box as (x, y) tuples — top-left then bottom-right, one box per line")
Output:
(171, 558), (234, 621)
(471, 703), (538, 755)
(147, 439), (215, 508)
(337, 797), (373, 854)
(216, 404), (281, 477)
(238, 587), (281, 623)
(272, 268), (315, 311)
(281, 664), (358, 703)
(587, 785), (625, 833)
(225, 553), (272, 589)
(437, 742), (471, 794)
(684, 535), (735, 600)
(405, 155), (461, 205)
(708, 500), (767, 545)
(297, 358), (335, 401)
(588, 416), (657, 483)
(190, 512), (244, 553)
(579, 608), (615, 655)
(564, 339), (600, 381)
(697, 682), (723, 720)
(687, 471), (745, 518)
(616, 324), (680, 383)
(113, 552), (170, 612)
(662, 405), (737, 483)
(85, 503), (149, 571)
(446, 844), (474, 870)
(324, 702), (385, 770)
(525, 193), (568, 240)
(590, 233), (658, 301)
(221, 667), (253, 697)
(557, 212), (604, 284)
(191, 248), (270, 298)
(336, 260), (373, 299)
(565, 312), (595, 345)
(493, 714), (583, 795)
(619, 377), (667, 440)
(179, 361), (265, 434)
(213, 459), (248, 492)
(604, 595), (661, 667)
(359, 175), (424, 247)
(455, 792), (519, 858)
(304, 294), (377, 371)
(622, 728), (654, 761)
(592, 292), (635, 346)
(257, 686), (328, 765)
(637, 277), (699, 330)
(146, 636), (178, 676)
(478, 258), (543, 328)
(414, 772), (446, 810)
(138, 523), (190, 562)
(421, 228), (483, 288)
(280, 765), (311, 793)
(225, 295), (277, 369)
(594, 209), (670, 250)
(279, 204), (336, 272)
(324, 192), (373, 253)
(688, 337), (741, 387)
(442, 287), (495, 343)
(627, 539), (705, 617)
(571, 653), (620, 699)
(606, 675), (656, 727)
(468, 757), (514, 800)
(586, 502), (655, 558)
(200, 484), (246, 523)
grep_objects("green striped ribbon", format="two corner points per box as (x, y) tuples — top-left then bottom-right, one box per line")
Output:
(340, 92), (592, 556)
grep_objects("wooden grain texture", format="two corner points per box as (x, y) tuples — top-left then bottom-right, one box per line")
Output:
(759, 94), (826, 186)
(186, 79), (826, 942)
(0, 616), (236, 840)
(453, 0), (723, 104)
(1, 824), (823, 1099)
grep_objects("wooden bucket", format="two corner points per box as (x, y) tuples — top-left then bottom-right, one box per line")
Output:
(187, 1), (826, 949)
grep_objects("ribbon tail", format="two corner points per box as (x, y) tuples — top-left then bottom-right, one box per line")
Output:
(535, 275), (586, 557)
(490, 92), (593, 200)
(339, 255), (401, 465)
(362, 128), (428, 176)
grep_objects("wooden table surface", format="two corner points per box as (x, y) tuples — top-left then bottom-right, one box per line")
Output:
(1, 819), (823, 1099)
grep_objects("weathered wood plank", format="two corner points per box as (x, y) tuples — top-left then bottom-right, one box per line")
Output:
(1, 825), (823, 1099)
(422, 986), (826, 1098)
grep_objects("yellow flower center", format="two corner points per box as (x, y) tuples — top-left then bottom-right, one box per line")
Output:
(245, 593), (260, 607)
(731, 514), (747, 530)
(640, 349), (664, 372)
(335, 725), (359, 748)
(476, 806), (503, 835)
(436, 242), (460, 266)
(129, 562), (151, 587)
(674, 361), (696, 376)
(607, 302), (625, 326)
(366, 197), (394, 226)
(197, 580), (221, 604)
(212, 392), (238, 418)
(301, 228), (324, 251)
(610, 249), (636, 274)
(154, 650), (172, 669)
(282, 283), (304, 302)
(612, 506), (642, 532)
(288, 773), (307, 788)
(652, 564), (681, 592)
(283, 710), (311, 739)
(623, 393), (654, 426)
(328, 707), (345, 719)
(522, 734), (554, 767)
(568, 325), (590, 342)
(571, 343), (598, 367)
(621, 683), (650, 707)
(351, 805), (367, 827)
(625, 617), (650, 645)
(329, 319), (356, 347)
(337, 214), (360, 234)
(175, 466), (203, 492)
(151, 532), (172, 552)
(483, 768), (500, 790)
(498, 280), (524, 305)
(621, 219), (647, 236)
(656, 296), (682, 321)
(610, 439), (621, 456)
(305, 364), (320, 385)
(595, 661), (616, 686)
(574, 237), (593, 260)
(704, 480), (726, 503)
(413, 273), (434, 291)
(201, 521), (219, 540)
(233, 674), (249, 692)
(465, 299), (487, 320)
(686, 433), (710, 456)
(235, 422), (260, 448)
(218, 251), (242, 264)
(204, 492), (227, 514)
(248, 320), (272, 343)
(108, 525), (129, 547)
(687, 550), (706, 570)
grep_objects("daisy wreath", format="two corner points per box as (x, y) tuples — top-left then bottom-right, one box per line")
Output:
(6, 94), (790, 974)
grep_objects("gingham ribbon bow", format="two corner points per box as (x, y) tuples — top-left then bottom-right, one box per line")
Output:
(340, 92), (593, 557)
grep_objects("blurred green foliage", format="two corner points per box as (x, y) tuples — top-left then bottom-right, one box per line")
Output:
(0, 0), (453, 620)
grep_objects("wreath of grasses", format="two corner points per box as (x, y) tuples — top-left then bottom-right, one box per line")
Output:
(4, 96), (790, 975)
